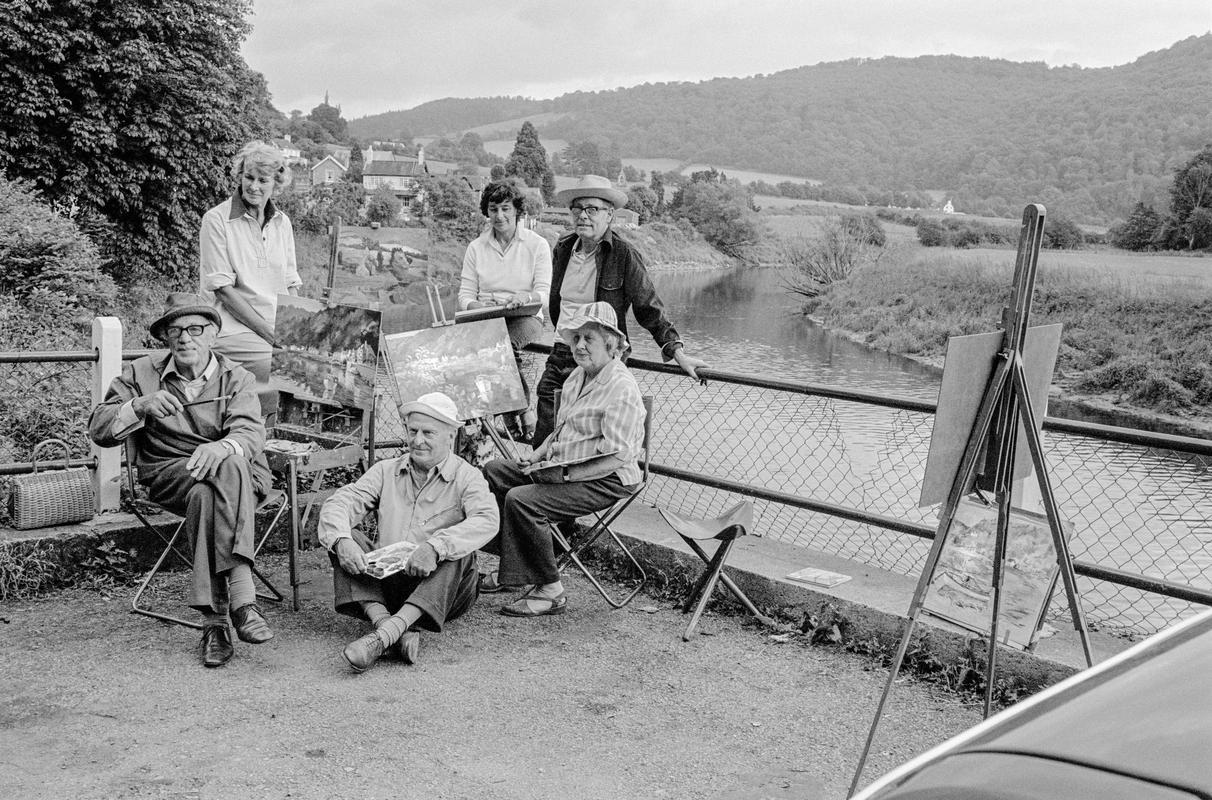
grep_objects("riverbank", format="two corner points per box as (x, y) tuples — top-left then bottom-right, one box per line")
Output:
(800, 249), (1212, 438)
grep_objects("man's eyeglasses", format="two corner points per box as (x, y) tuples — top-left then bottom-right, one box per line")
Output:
(164, 323), (212, 340)
(570, 204), (610, 218)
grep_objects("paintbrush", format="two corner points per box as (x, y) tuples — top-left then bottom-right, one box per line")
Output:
(181, 393), (237, 408)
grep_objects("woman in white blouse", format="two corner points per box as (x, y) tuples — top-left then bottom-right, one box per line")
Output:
(199, 141), (301, 386)
(459, 177), (552, 438)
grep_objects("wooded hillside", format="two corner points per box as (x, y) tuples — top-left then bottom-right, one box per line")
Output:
(349, 35), (1211, 224)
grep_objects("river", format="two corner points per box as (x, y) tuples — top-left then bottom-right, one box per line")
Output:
(615, 263), (1211, 636)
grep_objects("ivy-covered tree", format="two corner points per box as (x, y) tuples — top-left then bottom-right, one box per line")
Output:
(505, 121), (556, 204)
(365, 184), (402, 225)
(419, 176), (482, 242)
(309, 97), (348, 142)
(625, 185), (658, 224)
(0, 0), (270, 286)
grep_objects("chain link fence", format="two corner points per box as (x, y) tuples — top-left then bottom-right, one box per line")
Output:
(4, 345), (1210, 636)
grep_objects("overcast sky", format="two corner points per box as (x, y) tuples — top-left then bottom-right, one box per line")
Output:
(243, 0), (1211, 120)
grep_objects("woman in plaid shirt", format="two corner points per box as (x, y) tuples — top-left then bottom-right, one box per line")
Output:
(482, 302), (645, 617)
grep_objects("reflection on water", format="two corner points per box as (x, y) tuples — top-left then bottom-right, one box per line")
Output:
(626, 264), (1211, 635)
(632, 265), (941, 399)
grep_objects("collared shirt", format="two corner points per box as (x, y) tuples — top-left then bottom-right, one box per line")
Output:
(556, 244), (599, 336)
(317, 452), (498, 561)
(550, 358), (644, 486)
(549, 228), (684, 361)
(458, 225), (553, 316)
(107, 354), (239, 457)
(199, 192), (301, 338)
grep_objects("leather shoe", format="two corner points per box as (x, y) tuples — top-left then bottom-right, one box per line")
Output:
(231, 603), (274, 644)
(342, 632), (386, 673)
(201, 624), (234, 668)
(395, 631), (420, 665)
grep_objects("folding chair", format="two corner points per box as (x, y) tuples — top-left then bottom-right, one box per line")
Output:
(551, 395), (653, 609)
(657, 500), (768, 640)
(125, 440), (289, 629)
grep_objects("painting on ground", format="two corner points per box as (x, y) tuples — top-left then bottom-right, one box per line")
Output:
(271, 295), (381, 410)
(381, 318), (526, 420)
(921, 498), (1065, 650)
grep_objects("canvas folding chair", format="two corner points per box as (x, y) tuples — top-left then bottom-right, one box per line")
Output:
(657, 500), (767, 640)
(550, 395), (653, 609)
(125, 440), (289, 629)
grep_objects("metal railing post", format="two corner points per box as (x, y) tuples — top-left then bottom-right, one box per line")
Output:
(92, 316), (123, 512)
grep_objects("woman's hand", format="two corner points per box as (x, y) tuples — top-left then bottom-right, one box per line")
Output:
(504, 292), (532, 310)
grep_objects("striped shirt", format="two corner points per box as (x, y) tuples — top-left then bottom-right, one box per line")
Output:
(550, 358), (645, 486)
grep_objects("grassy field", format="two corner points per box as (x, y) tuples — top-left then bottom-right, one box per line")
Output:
(800, 245), (1212, 424)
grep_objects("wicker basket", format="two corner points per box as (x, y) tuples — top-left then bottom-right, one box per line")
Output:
(9, 439), (94, 530)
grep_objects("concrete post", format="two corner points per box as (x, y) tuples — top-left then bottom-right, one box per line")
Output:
(92, 316), (123, 513)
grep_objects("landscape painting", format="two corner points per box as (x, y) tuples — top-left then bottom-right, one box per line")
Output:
(381, 318), (526, 421)
(271, 295), (381, 410)
(922, 499), (1067, 650)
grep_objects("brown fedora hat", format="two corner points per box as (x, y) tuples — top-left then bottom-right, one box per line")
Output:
(149, 292), (222, 340)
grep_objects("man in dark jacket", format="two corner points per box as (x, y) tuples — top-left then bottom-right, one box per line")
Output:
(89, 293), (274, 668)
(532, 174), (709, 446)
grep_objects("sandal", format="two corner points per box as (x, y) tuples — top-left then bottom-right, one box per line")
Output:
(501, 591), (568, 618)
(477, 571), (508, 594)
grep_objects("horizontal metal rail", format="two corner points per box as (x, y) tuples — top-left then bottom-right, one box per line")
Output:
(524, 342), (1212, 456)
(0, 458), (94, 476)
(0, 349), (158, 364)
(651, 462), (1212, 607)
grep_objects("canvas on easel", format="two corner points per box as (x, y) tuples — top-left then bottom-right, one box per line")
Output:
(271, 294), (381, 411)
(920, 498), (1068, 650)
(380, 317), (527, 421)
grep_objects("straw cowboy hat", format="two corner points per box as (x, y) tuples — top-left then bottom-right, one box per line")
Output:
(150, 292), (222, 341)
(398, 391), (461, 427)
(554, 174), (628, 209)
(558, 301), (629, 350)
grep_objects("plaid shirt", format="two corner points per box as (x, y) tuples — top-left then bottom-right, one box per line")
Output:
(550, 359), (645, 486)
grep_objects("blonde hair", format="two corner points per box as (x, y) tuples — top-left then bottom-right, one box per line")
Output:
(230, 141), (292, 189)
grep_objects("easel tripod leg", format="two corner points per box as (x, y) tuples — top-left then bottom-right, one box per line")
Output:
(1011, 359), (1093, 666)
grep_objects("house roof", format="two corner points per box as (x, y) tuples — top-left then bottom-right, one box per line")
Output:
(364, 161), (427, 177)
(311, 155), (348, 173)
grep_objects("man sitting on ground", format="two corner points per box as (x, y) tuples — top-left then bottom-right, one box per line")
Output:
(89, 293), (274, 668)
(318, 392), (498, 673)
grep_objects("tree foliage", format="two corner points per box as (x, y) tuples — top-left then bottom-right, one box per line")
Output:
(505, 122), (556, 204)
(419, 176), (482, 242)
(0, 0), (270, 286)
(308, 99), (347, 142)
(365, 184), (402, 225)
(667, 169), (761, 257)
(1168, 144), (1212, 249)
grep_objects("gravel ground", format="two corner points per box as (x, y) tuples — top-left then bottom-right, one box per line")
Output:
(0, 551), (982, 800)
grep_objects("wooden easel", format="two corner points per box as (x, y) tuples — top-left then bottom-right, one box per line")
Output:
(848, 205), (1094, 797)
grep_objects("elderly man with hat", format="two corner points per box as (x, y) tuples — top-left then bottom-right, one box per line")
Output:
(530, 174), (709, 448)
(482, 302), (646, 617)
(317, 392), (499, 673)
(89, 293), (274, 668)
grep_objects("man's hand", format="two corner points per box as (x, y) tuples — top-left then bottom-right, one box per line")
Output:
(132, 390), (185, 420)
(404, 542), (438, 577)
(186, 441), (231, 481)
(673, 349), (710, 385)
(504, 291), (532, 310)
(335, 539), (367, 575)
